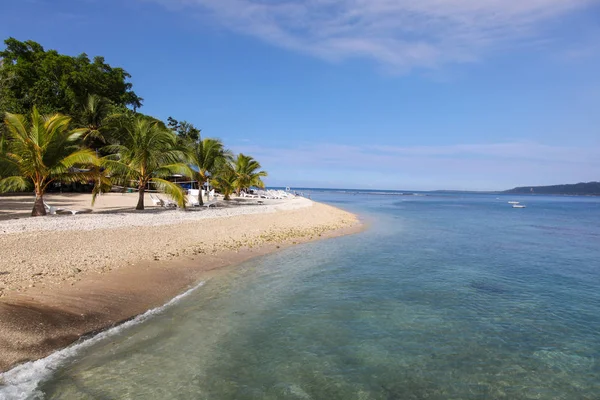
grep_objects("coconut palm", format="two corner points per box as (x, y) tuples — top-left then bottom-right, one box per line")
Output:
(187, 137), (232, 205)
(233, 153), (267, 195)
(78, 94), (116, 202)
(0, 108), (97, 216)
(212, 162), (237, 201)
(100, 117), (191, 210)
(79, 94), (112, 146)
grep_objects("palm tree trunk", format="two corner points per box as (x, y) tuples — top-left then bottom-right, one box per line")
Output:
(136, 186), (145, 210)
(198, 177), (204, 206)
(32, 193), (46, 217)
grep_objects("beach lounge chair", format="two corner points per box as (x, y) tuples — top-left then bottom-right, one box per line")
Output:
(149, 193), (165, 207)
(159, 196), (178, 207)
(57, 208), (92, 215)
(203, 200), (218, 208)
(43, 201), (92, 215)
(43, 201), (63, 215)
(150, 193), (177, 208)
(186, 190), (200, 207)
(241, 191), (259, 199)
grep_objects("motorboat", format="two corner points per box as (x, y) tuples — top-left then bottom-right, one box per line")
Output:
(508, 201), (520, 204)
(512, 204), (526, 208)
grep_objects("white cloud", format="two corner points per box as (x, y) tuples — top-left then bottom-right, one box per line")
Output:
(146, 0), (594, 69)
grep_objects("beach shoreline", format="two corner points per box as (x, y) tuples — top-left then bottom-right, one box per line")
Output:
(0, 194), (362, 373)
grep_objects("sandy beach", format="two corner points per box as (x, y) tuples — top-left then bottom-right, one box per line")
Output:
(0, 193), (361, 373)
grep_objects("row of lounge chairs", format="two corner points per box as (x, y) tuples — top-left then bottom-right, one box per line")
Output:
(149, 192), (218, 209)
(186, 189), (218, 208)
(241, 190), (295, 200)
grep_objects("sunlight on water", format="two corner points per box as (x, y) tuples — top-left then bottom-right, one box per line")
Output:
(7, 193), (600, 399)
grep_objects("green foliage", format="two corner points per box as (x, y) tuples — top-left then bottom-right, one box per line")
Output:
(0, 107), (98, 215)
(100, 117), (192, 209)
(0, 38), (270, 214)
(212, 162), (237, 200)
(187, 137), (232, 204)
(212, 154), (267, 199)
(233, 153), (267, 194)
(0, 38), (142, 118)
(79, 94), (113, 146)
(168, 116), (201, 143)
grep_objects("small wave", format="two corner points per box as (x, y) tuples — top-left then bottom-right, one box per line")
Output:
(0, 281), (206, 400)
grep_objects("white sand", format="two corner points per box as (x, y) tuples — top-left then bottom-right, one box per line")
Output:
(0, 194), (313, 234)
(0, 193), (360, 297)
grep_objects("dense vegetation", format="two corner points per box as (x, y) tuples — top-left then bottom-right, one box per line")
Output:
(504, 182), (600, 196)
(0, 38), (267, 216)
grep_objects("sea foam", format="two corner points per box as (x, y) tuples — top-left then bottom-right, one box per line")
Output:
(0, 281), (206, 400)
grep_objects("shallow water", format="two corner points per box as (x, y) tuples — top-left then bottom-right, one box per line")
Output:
(4, 192), (600, 399)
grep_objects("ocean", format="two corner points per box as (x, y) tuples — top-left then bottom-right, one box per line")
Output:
(3, 191), (600, 399)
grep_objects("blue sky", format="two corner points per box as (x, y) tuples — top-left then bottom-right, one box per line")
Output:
(3, 0), (600, 190)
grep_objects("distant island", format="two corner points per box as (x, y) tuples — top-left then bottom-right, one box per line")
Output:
(504, 182), (600, 196)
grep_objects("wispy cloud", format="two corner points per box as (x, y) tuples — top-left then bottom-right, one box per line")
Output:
(145, 0), (594, 70)
(232, 141), (600, 190)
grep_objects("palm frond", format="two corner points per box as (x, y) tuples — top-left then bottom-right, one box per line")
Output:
(1, 108), (96, 210)
(0, 176), (30, 193)
(150, 177), (187, 208)
(154, 163), (194, 179)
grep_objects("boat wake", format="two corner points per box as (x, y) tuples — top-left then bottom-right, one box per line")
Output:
(0, 281), (206, 400)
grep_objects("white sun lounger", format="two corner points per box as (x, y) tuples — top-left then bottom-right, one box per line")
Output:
(150, 193), (177, 208)
(159, 196), (177, 207)
(187, 196), (200, 207)
(203, 200), (218, 208)
(43, 201), (92, 215)
(241, 191), (259, 198)
(149, 193), (164, 207)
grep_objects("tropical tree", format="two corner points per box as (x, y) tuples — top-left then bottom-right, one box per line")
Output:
(167, 117), (201, 143)
(0, 108), (97, 216)
(0, 133), (15, 181)
(100, 117), (191, 210)
(0, 38), (142, 117)
(188, 137), (232, 205)
(212, 162), (237, 201)
(233, 153), (267, 195)
(79, 94), (112, 146)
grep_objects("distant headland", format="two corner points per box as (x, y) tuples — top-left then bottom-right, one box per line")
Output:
(503, 182), (600, 196)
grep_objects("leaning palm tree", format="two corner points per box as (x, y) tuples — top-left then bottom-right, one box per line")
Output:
(100, 117), (191, 210)
(0, 108), (97, 216)
(233, 153), (267, 195)
(187, 137), (232, 205)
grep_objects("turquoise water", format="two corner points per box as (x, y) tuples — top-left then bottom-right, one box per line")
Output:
(6, 193), (600, 399)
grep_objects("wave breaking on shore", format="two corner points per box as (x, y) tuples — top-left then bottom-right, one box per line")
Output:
(0, 281), (206, 400)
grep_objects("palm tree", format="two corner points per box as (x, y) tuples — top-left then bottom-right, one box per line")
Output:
(0, 108), (97, 216)
(100, 117), (191, 210)
(187, 137), (232, 205)
(233, 153), (267, 195)
(212, 162), (237, 201)
(79, 94), (115, 202)
(79, 94), (112, 146)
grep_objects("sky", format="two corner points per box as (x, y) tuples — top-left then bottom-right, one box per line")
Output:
(2, 0), (600, 190)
